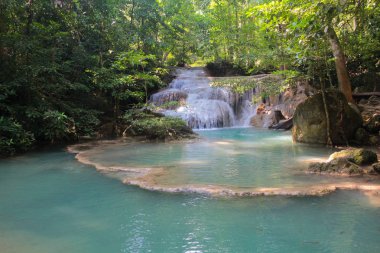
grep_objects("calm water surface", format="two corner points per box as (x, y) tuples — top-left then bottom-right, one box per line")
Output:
(86, 128), (376, 190)
(1, 129), (380, 252)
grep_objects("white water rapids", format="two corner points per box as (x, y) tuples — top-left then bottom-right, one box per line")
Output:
(150, 68), (257, 129)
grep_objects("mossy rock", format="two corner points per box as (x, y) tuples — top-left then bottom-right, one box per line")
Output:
(329, 148), (378, 166)
(292, 90), (362, 145)
(309, 158), (363, 175)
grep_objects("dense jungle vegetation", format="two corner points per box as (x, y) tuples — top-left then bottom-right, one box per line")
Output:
(1, 0), (379, 156)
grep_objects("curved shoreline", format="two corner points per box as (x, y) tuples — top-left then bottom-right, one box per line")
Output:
(67, 139), (380, 198)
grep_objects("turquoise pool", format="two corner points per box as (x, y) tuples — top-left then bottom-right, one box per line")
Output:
(1, 128), (379, 252)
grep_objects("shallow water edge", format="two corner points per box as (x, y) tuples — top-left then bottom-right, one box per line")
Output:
(67, 136), (380, 198)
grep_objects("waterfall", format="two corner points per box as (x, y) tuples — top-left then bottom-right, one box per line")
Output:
(151, 68), (257, 129)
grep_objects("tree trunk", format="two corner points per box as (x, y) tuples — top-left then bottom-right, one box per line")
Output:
(25, 0), (34, 104)
(0, 4), (6, 63)
(233, 0), (239, 62)
(320, 78), (333, 146)
(325, 25), (354, 103)
(25, 0), (34, 36)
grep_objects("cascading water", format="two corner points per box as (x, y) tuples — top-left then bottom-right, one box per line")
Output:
(151, 68), (256, 129)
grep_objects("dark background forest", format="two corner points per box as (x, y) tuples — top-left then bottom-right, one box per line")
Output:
(1, 0), (379, 156)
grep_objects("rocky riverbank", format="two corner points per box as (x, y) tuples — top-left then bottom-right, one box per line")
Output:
(308, 148), (380, 176)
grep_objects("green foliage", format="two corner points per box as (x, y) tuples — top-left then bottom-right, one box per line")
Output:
(131, 117), (190, 140)
(113, 51), (156, 71)
(176, 0), (379, 88)
(41, 111), (76, 143)
(0, 1), (176, 155)
(158, 101), (181, 109)
(1, 0), (378, 155)
(87, 50), (164, 111)
(123, 110), (193, 140)
(152, 67), (170, 77)
(70, 109), (101, 136)
(211, 74), (287, 97)
(272, 70), (303, 86)
(206, 60), (246, 77)
(0, 117), (35, 157)
(249, 0), (380, 84)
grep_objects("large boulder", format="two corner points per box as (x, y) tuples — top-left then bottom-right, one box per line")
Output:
(292, 90), (362, 145)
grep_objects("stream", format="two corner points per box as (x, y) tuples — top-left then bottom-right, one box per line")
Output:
(1, 69), (380, 252)
(1, 137), (380, 252)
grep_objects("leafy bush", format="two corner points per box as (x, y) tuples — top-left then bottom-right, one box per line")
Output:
(206, 60), (246, 77)
(70, 109), (101, 136)
(211, 74), (285, 96)
(41, 110), (76, 143)
(272, 70), (303, 86)
(0, 117), (35, 157)
(123, 110), (194, 140)
(159, 101), (181, 109)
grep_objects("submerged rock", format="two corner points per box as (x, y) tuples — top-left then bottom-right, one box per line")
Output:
(292, 90), (362, 145)
(328, 148), (378, 166)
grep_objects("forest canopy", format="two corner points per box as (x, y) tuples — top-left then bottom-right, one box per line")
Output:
(0, 0), (379, 155)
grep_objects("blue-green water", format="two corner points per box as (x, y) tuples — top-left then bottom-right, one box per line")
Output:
(81, 128), (379, 193)
(1, 129), (380, 252)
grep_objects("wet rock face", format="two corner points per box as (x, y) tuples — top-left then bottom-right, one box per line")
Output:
(292, 90), (363, 145)
(150, 89), (188, 109)
(249, 82), (312, 129)
(250, 110), (276, 128)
